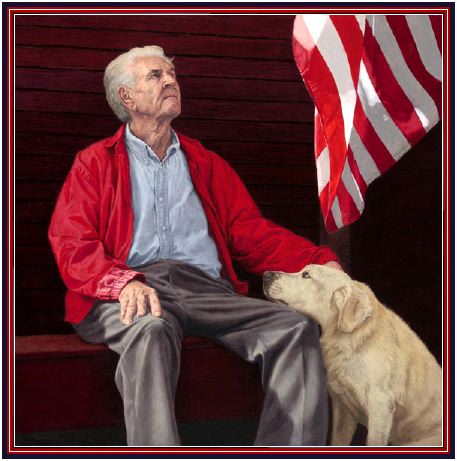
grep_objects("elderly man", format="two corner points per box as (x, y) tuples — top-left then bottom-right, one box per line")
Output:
(49, 45), (342, 446)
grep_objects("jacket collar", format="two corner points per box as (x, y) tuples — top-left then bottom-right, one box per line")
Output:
(104, 124), (126, 149)
(104, 124), (209, 174)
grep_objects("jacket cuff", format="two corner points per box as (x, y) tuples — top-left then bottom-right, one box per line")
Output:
(96, 268), (146, 300)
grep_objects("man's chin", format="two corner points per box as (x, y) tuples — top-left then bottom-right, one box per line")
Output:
(163, 99), (181, 115)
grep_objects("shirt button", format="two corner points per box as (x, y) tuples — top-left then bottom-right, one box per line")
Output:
(159, 196), (163, 201)
(162, 225), (167, 231)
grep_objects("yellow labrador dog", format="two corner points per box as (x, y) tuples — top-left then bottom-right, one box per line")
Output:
(263, 264), (442, 446)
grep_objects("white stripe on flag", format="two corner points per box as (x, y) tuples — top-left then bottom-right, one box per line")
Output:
(406, 15), (442, 82)
(367, 15), (439, 130)
(355, 14), (367, 33)
(331, 196), (344, 229)
(302, 14), (357, 148)
(358, 62), (411, 159)
(316, 146), (330, 194)
(349, 129), (381, 185)
(342, 159), (364, 213)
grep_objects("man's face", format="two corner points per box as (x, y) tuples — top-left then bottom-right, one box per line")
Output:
(126, 56), (181, 123)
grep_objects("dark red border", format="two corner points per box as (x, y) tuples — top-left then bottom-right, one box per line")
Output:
(6, 4), (453, 457)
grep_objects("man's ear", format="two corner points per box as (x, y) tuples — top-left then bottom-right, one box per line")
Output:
(332, 284), (372, 333)
(118, 86), (135, 111)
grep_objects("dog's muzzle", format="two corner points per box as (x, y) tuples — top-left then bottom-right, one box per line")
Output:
(263, 271), (282, 298)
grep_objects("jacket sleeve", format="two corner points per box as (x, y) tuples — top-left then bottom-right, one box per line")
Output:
(48, 155), (144, 300)
(217, 158), (340, 275)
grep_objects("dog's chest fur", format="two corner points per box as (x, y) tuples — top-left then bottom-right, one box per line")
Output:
(321, 340), (369, 424)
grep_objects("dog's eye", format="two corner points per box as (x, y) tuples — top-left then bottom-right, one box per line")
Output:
(302, 271), (311, 279)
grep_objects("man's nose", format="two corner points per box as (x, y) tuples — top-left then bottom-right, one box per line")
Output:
(163, 74), (177, 88)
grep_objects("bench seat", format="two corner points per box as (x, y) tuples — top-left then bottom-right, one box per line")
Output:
(15, 334), (263, 433)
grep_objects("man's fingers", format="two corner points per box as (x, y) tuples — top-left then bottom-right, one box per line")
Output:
(119, 293), (129, 322)
(119, 282), (162, 324)
(148, 290), (162, 317)
(123, 297), (138, 325)
(137, 292), (147, 317)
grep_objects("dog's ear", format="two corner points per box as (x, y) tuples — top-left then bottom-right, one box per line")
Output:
(332, 284), (372, 333)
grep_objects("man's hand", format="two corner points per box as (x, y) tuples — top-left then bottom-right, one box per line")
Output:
(119, 280), (162, 325)
(323, 261), (344, 271)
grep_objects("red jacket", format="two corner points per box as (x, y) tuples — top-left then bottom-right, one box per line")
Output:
(49, 125), (339, 323)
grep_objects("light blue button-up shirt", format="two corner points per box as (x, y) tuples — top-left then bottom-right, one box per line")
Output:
(125, 124), (222, 279)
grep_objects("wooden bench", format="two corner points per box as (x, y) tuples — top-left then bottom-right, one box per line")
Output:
(15, 334), (263, 433)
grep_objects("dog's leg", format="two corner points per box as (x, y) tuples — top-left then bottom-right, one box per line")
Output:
(366, 391), (395, 446)
(331, 398), (357, 446)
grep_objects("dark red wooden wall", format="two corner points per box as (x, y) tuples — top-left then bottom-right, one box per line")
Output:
(15, 14), (442, 360)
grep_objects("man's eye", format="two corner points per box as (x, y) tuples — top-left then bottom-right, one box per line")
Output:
(302, 271), (311, 279)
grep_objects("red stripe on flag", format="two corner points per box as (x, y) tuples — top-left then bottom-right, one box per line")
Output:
(314, 113), (327, 158)
(335, 180), (362, 225)
(347, 146), (368, 195)
(319, 181), (330, 221)
(429, 15), (442, 54)
(319, 183), (338, 232)
(330, 15), (364, 88)
(325, 212), (338, 233)
(386, 15), (442, 118)
(353, 98), (397, 174)
(363, 22), (427, 145)
(293, 33), (347, 219)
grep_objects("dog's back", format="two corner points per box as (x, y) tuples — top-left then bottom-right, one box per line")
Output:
(380, 307), (442, 446)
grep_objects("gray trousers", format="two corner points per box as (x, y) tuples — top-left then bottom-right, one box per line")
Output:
(73, 260), (328, 446)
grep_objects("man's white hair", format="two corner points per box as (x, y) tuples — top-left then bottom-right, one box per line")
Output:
(103, 45), (174, 122)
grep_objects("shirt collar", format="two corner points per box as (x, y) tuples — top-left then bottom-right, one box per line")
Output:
(125, 124), (180, 164)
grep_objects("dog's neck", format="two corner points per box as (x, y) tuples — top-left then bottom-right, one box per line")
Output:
(320, 302), (381, 357)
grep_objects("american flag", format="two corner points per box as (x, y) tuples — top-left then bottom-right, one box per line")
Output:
(292, 15), (442, 232)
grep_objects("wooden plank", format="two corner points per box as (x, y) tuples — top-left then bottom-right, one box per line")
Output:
(15, 244), (57, 267)
(15, 47), (301, 81)
(16, 155), (316, 186)
(16, 112), (312, 143)
(15, 182), (63, 202)
(15, 265), (72, 290)
(15, 14), (294, 39)
(16, 334), (226, 360)
(16, 68), (311, 103)
(16, 334), (111, 359)
(15, 90), (313, 123)
(15, 315), (73, 336)
(15, 156), (73, 181)
(196, 141), (315, 165)
(15, 134), (314, 164)
(15, 181), (317, 205)
(14, 133), (101, 157)
(15, 25), (293, 61)
(16, 289), (67, 314)
(16, 222), (50, 246)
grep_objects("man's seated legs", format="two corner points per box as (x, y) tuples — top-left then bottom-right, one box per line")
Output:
(73, 302), (183, 446)
(74, 260), (328, 446)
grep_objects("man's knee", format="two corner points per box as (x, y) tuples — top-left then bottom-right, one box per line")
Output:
(284, 311), (320, 347)
(130, 313), (183, 346)
(269, 306), (320, 338)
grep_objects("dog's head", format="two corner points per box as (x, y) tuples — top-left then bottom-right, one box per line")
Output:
(263, 265), (373, 333)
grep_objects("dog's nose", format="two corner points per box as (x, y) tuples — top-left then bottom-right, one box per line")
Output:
(264, 271), (274, 282)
